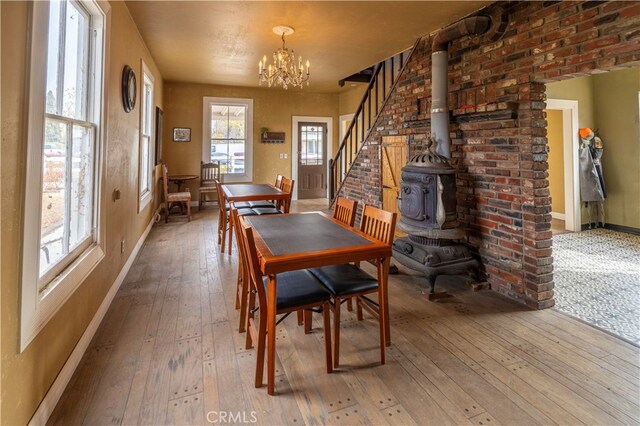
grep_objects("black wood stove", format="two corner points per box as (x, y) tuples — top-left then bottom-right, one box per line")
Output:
(392, 140), (484, 300)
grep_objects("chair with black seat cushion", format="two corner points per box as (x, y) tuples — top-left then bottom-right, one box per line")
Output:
(303, 196), (359, 330)
(309, 204), (396, 368)
(216, 179), (230, 251)
(199, 161), (220, 209)
(231, 208), (251, 333)
(216, 180), (257, 253)
(278, 177), (295, 213)
(332, 197), (359, 312)
(162, 164), (192, 223)
(238, 218), (333, 389)
(210, 182), (255, 254)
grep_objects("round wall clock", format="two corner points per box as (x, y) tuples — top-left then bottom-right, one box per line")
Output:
(122, 65), (137, 113)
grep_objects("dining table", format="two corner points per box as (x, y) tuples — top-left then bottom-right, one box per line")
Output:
(221, 183), (291, 255)
(221, 183), (288, 203)
(241, 211), (393, 395)
(167, 174), (198, 192)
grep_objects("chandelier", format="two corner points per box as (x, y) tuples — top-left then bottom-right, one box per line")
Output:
(258, 26), (310, 90)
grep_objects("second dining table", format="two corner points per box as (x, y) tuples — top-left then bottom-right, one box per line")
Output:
(241, 211), (393, 395)
(221, 183), (288, 203)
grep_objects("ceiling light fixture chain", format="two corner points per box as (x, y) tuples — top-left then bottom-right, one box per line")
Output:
(258, 25), (310, 90)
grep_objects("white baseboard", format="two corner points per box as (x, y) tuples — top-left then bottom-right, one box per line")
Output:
(551, 212), (566, 220)
(28, 216), (156, 426)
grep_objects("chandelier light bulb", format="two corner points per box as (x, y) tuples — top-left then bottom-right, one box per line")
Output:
(258, 25), (310, 89)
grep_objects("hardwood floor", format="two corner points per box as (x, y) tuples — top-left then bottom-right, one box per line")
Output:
(48, 200), (640, 425)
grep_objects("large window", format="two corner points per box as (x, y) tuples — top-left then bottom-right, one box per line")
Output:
(202, 97), (253, 182)
(139, 62), (154, 210)
(21, 0), (107, 350)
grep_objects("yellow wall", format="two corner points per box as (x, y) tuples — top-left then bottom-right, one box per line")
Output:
(162, 82), (339, 194)
(545, 109), (565, 214)
(1, 2), (163, 424)
(593, 68), (640, 229)
(338, 84), (367, 117)
(546, 75), (595, 129)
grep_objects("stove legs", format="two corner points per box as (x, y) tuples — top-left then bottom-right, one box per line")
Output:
(425, 273), (452, 301)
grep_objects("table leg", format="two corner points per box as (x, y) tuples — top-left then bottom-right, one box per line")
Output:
(378, 257), (391, 352)
(267, 274), (277, 395)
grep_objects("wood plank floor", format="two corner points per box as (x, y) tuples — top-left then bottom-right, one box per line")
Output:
(48, 200), (640, 425)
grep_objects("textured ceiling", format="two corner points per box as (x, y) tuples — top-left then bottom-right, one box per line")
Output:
(125, 1), (492, 93)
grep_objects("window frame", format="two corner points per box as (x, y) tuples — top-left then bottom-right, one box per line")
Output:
(20, 0), (109, 351)
(202, 96), (253, 183)
(138, 61), (154, 212)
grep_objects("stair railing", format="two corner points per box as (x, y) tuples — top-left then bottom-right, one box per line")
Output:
(329, 45), (415, 203)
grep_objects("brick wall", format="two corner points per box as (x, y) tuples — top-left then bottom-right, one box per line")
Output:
(338, 0), (640, 309)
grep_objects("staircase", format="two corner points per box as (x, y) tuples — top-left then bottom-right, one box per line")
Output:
(329, 44), (415, 203)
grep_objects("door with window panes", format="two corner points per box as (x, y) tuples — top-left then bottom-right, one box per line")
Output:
(298, 122), (327, 199)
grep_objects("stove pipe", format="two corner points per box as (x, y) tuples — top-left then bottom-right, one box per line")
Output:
(431, 16), (491, 159)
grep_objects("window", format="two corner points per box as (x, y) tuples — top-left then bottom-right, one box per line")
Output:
(300, 124), (325, 166)
(202, 97), (253, 183)
(139, 62), (154, 210)
(21, 0), (107, 350)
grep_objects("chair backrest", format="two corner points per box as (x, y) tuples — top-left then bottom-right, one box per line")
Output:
(333, 197), (358, 227)
(359, 204), (397, 245)
(162, 164), (170, 200)
(238, 219), (268, 310)
(231, 208), (248, 278)
(280, 177), (295, 213)
(215, 179), (228, 222)
(274, 174), (284, 189)
(201, 161), (220, 185)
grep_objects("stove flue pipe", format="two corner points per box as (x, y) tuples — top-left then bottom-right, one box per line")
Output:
(431, 16), (491, 159)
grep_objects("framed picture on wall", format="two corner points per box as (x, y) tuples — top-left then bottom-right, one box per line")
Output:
(173, 127), (191, 142)
(155, 107), (163, 165)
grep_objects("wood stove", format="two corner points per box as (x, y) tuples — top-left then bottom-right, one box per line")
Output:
(392, 140), (484, 300)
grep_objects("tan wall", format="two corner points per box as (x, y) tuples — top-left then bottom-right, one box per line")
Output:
(1, 2), (163, 424)
(546, 75), (595, 129)
(545, 109), (565, 215)
(338, 84), (367, 117)
(593, 68), (640, 229)
(162, 82), (339, 194)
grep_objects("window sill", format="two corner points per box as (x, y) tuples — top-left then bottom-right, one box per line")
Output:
(138, 190), (152, 213)
(21, 243), (105, 351)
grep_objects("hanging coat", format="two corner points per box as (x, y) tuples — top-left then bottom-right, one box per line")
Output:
(579, 129), (605, 202)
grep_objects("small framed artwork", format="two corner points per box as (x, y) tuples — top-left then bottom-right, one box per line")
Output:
(155, 107), (163, 164)
(173, 127), (191, 142)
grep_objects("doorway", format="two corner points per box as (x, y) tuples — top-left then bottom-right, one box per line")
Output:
(297, 122), (327, 199)
(545, 99), (580, 233)
(291, 116), (333, 200)
(546, 68), (640, 344)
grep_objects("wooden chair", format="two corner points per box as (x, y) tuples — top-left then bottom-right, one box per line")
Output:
(232, 208), (250, 333)
(278, 177), (295, 213)
(215, 179), (231, 252)
(199, 161), (220, 209)
(333, 197), (358, 227)
(275, 174), (284, 189)
(309, 204), (397, 368)
(238, 217), (333, 389)
(162, 164), (192, 223)
(332, 197), (359, 312)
